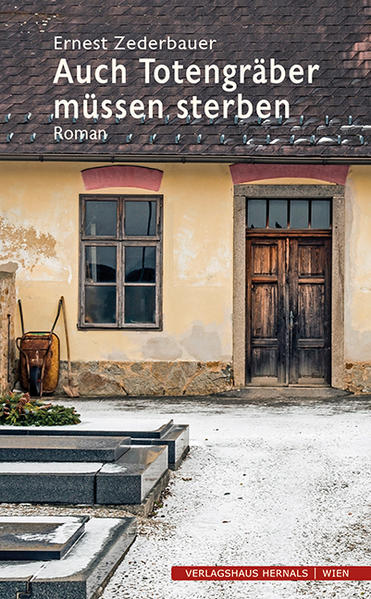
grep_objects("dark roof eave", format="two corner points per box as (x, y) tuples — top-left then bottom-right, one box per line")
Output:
(0, 152), (370, 165)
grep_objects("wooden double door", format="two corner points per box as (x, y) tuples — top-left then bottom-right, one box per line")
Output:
(246, 234), (331, 385)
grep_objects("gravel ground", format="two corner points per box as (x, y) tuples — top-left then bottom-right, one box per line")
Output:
(2, 395), (370, 598)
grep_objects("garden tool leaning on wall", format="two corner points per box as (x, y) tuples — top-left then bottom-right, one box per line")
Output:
(16, 296), (79, 398)
(60, 295), (79, 397)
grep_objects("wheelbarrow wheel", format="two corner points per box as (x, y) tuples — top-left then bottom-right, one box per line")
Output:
(29, 366), (42, 397)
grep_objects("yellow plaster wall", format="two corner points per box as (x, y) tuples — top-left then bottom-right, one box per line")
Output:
(0, 162), (233, 362)
(1, 162), (370, 366)
(344, 165), (371, 361)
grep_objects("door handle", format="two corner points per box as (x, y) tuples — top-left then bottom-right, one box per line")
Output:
(289, 310), (294, 327)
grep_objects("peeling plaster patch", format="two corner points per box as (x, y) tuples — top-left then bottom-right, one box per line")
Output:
(19, 260), (68, 282)
(142, 336), (182, 360)
(64, 265), (73, 285)
(174, 220), (231, 286)
(201, 244), (232, 283)
(182, 323), (223, 361)
(0, 216), (56, 270)
(174, 218), (197, 280)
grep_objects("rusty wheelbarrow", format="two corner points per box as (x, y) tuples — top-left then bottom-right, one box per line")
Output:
(16, 298), (62, 397)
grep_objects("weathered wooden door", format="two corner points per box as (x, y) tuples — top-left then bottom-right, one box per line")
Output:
(246, 235), (331, 385)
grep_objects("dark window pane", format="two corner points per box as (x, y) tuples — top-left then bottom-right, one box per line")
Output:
(125, 247), (156, 283)
(85, 201), (117, 236)
(125, 287), (155, 323)
(290, 200), (309, 228)
(247, 199), (266, 228)
(269, 199), (288, 228)
(311, 200), (331, 229)
(125, 201), (157, 236)
(85, 246), (116, 283)
(85, 286), (116, 324)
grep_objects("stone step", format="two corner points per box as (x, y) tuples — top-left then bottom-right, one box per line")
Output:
(0, 435), (131, 462)
(96, 445), (168, 504)
(0, 424), (189, 469)
(0, 516), (136, 599)
(0, 445), (168, 505)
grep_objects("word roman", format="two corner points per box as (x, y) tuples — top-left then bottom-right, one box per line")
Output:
(53, 35), (217, 52)
(53, 126), (107, 141)
(53, 58), (320, 91)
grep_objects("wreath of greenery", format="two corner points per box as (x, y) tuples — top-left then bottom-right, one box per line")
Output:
(0, 392), (80, 426)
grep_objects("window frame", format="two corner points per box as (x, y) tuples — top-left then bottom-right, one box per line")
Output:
(79, 194), (163, 330)
(246, 197), (332, 231)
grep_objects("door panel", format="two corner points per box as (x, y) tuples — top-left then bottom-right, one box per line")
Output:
(251, 284), (278, 337)
(251, 347), (278, 378)
(252, 243), (278, 275)
(247, 238), (286, 384)
(297, 285), (324, 339)
(246, 235), (331, 385)
(298, 244), (326, 276)
(290, 238), (331, 384)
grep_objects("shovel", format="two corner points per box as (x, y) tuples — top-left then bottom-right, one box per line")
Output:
(61, 296), (79, 397)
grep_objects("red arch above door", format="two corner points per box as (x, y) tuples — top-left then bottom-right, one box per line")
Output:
(81, 165), (163, 191)
(230, 164), (349, 185)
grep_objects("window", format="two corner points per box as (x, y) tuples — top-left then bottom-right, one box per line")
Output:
(247, 198), (331, 230)
(79, 195), (162, 329)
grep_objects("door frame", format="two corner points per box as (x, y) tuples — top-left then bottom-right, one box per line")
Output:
(233, 184), (345, 389)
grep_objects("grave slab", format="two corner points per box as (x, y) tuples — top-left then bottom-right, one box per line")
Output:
(0, 444), (169, 505)
(0, 516), (136, 599)
(0, 516), (88, 560)
(0, 435), (131, 462)
(0, 462), (101, 504)
(0, 418), (174, 438)
(0, 423), (190, 469)
(96, 445), (168, 504)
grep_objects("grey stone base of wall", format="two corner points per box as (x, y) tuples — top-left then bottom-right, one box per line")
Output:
(344, 362), (371, 394)
(55, 360), (233, 396)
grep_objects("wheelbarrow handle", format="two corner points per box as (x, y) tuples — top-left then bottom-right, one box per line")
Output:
(50, 298), (63, 333)
(17, 300), (25, 336)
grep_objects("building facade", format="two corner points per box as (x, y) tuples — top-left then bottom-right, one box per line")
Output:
(0, 1), (370, 395)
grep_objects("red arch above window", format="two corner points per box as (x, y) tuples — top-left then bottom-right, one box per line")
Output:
(230, 164), (349, 185)
(81, 165), (163, 191)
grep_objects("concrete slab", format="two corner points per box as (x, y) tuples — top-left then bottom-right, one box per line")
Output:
(0, 462), (101, 504)
(0, 517), (136, 599)
(0, 516), (88, 561)
(0, 435), (131, 462)
(96, 445), (168, 504)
